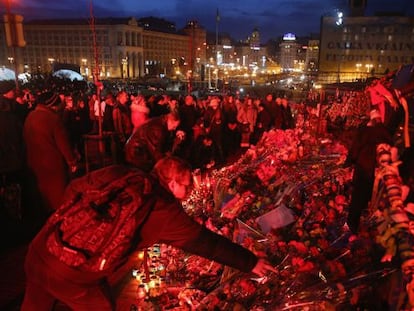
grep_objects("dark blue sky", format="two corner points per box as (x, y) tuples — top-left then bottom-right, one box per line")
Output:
(7, 0), (414, 42)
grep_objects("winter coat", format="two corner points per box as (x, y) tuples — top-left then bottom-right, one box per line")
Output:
(237, 103), (257, 133)
(112, 103), (133, 144)
(0, 97), (25, 173)
(124, 115), (174, 172)
(23, 105), (77, 211)
(347, 122), (393, 178)
(25, 164), (258, 292)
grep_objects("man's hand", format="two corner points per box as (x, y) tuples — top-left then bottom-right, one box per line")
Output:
(251, 258), (277, 277)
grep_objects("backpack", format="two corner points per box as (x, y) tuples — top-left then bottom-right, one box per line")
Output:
(45, 169), (154, 272)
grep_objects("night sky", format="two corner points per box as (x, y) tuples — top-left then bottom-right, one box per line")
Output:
(7, 0), (414, 42)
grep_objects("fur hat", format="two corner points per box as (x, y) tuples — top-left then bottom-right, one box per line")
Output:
(37, 91), (60, 107)
(0, 80), (15, 94)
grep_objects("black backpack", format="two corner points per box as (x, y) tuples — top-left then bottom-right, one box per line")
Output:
(46, 167), (154, 272)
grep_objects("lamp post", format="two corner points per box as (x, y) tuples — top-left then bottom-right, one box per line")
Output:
(5, 0), (18, 89)
(121, 57), (128, 79)
(335, 11), (344, 83)
(336, 62), (340, 83)
(48, 58), (55, 73)
(365, 63), (373, 78)
(215, 9), (220, 91)
(355, 63), (362, 80)
(206, 64), (211, 89)
(81, 58), (88, 78)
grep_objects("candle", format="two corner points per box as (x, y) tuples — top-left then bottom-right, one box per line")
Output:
(193, 169), (201, 188)
(148, 275), (159, 288)
(205, 175), (211, 189)
(137, 251), (145, 260)
(137, 284), (147, 299)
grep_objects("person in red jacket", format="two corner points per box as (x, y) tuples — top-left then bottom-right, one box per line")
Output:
(21, 156), (275, 310)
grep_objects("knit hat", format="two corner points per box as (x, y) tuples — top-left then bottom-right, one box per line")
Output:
(37, 91), (60, 107)
(0, 80), (15, 94)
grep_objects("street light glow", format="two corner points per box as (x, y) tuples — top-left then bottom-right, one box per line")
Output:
(335, 10), (343, 26)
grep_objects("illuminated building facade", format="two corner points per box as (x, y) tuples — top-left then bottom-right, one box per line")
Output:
(0, 17), (206, 80)
(206, 29), (268, 69)
(319, 14), (414, 83)
(15, 18), (144, 79)
(140, 17), (206, 78)
(305, 39), (319, 72)
(142, 29), (188, 77)
(182, 21), (207, 79)
(279, 33), (301, 72)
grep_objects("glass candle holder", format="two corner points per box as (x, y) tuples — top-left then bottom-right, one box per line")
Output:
(137, 284), (147, 300)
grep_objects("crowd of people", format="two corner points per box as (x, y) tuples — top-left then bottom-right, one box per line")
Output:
(0, 77), (302, 221)
(0, 77), (296, 309)
(1, 75), (413, 225)
(1, 72), (413, 309)
(75, 88), (297, 171)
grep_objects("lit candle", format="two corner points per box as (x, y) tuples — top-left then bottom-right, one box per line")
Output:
(148, 275), (158, 288)
(137, 284), (147, 299)
(137, 251), (145, 260)
(193, 169), (201, 188)
(206, 175), (211, 189)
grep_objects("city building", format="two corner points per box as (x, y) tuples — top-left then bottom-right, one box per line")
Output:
(305, 39), (320, 73)
(182, 20), (207, 79)
(4, 1), (412, 87)
(141, 28), (188, 78)
(139, 17), (206, 79)
(0, 16), (207, 80)
(11, 17), (145, 79)
(318, 0), (414, 83)
(235, 28), (267, 70)
(204, 28), (268, 86)
(279, 33), (303, 72)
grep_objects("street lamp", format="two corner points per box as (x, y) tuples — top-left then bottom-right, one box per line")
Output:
(335, 10), (344, 83)
(81, 58), (88, 77)
(335, 11), (343, 26)
(355, 63), (362, 80)
(48, 58), (55, 72)
(121, 57), (128, 78)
